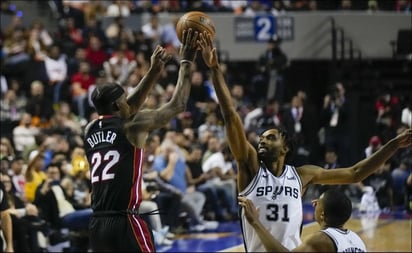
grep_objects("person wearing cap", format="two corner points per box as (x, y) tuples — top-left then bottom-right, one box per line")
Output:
(365, 135), (382, 158)
(84, 29), (199, 252)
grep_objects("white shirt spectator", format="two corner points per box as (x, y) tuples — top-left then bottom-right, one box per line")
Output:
(106, 2), (131, 17)
(401, 106), (412, 127)
(44, 55), (68, 82)
(12, 113), (39, 153)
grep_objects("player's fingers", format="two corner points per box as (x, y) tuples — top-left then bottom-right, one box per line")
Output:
(191, 30), (199, 47)
(182, 29), (188, 45)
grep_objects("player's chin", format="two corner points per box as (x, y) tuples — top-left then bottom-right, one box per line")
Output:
(257, 150), (266, 161)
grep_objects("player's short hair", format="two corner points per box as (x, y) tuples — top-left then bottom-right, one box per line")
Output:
(91, 83), (125, 114)
(322, 188), (352, 227)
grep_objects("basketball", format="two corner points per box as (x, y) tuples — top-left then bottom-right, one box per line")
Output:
(175, 11), (215, 43)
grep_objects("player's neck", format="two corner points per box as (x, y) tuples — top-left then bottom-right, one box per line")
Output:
(270, 161), (285, 177)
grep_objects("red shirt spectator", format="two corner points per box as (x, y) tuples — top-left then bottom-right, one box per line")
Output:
(70, 61), (95, 96)
(85, 36), (108, 72)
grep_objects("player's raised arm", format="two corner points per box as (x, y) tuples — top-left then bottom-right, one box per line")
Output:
(199, 32), (260, 191)
(126, 45), (172, 114)
(125, 29), (198, 133)
(300, 128), (412, 186)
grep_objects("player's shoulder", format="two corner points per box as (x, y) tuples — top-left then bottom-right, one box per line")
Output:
(84, 119), (98, 136)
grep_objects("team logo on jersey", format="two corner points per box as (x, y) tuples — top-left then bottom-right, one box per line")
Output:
(256, 185), (299, 199)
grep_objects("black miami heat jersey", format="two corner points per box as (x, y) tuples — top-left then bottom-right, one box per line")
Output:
(84, 115), (143, 212)
(239, 165), (303, 252)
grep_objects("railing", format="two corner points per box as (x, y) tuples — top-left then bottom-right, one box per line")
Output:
(330, 17), (362, 63)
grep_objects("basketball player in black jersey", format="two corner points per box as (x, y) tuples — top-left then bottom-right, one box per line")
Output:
(84, 29), (200, 252)
(198, 32), (412, 252)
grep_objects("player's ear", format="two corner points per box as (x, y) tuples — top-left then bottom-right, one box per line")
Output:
(281, 143), (289, 154)
(320, 211), (325, 221)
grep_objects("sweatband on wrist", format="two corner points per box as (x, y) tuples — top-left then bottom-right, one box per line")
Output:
(180, 60), (193, 65)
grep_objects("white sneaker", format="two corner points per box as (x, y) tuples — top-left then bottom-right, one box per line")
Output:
(161, 238), (174, 246)
(191, 224), (206, 232)
(166, 231), (175, 239)
(202, 220), (219, 230)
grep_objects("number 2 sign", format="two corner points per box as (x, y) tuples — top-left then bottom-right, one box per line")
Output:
(254, 15), (276, 42)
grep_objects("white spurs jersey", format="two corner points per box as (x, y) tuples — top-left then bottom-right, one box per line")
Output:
(239, 165), (303, 252)
(322, 227), (366, 252)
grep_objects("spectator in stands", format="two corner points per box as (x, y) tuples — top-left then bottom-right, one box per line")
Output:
(106, 0), (131, 17)
(153, 138), (216, 232)
(12, 112), (40, 156)
(201, 141), (238, 220)
(27, 19), (53, 61)
(198, 112), (225, 143)
(284, 93), (318, 165)
(396, 0), (411, 13)
(58, 17), (85, 56)
(24, 140), (48, 203)
(50, 101), (83, 137)
(270, 0), (287, 15)
(401, 97), (411, 127)
(320, 82), (351, 166)
(9, 156), (26, 200)
(103, 44), (136, 86)
(339, 0), (353, 11)
(161, 15), (181, 50)
(67, 47), (87, 76)
(391, 159), (411, 207)
(257, 35), (288, 103)
(25, 80), (55, 128)
(140, 179), (173, 246)
(242, 0), (269, 16)
(0, 181), (13, 253)
(81, 16), (107, 47)
(0, 88), (26, 140)
(220, 0), (248, 13)
(2, 26), (30, 79)
(1, 172), (46, 252)
(61, 0), (87, 28)
(375, 89), (400, 143)
(187, 71), (214, 128)
(366, 0), (379, 13)
(43, 43), (69, 106)
(142, 14), (164, 49)
(70, 60), (96, 119)
(247, 98), (282, 134)
(85, 35), (108, 74)
(105, 16), (132, 49)
(230, 83), (253, 121)
(365, 135), (382, 158)
(185, 144), (219, 219)
(34, 162), (92, 232)
(362, 162), (394, 211)
(0, 137), (15, 161)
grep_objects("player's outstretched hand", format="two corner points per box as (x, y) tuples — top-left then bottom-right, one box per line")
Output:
(393, 128), (412, 148)
(150, 45), (172, 72)
(198, 32), (219, 68)
(180, 28), (199, 62)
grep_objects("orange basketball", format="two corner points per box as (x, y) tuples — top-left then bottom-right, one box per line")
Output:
(175, 11), (215, 43)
